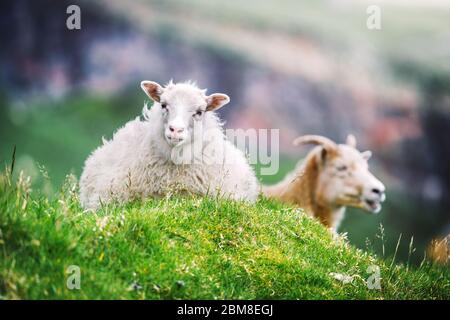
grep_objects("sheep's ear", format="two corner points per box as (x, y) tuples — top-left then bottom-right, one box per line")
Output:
(141, 81), (163, 102)
(320, 147), (328, 164)
(361, 150), (372, 161)
(206, 93), (230, 112)
(346, 134), (357, 147)
(312, 147), (329, 167)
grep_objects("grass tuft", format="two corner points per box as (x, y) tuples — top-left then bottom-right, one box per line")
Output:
(0, 170), (448, 299)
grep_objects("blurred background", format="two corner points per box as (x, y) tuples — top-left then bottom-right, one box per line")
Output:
(1, 0), (449, 264)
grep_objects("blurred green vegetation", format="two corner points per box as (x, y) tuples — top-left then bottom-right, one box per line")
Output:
(152, 0), (450, 75)
(0, 89), (143, 187)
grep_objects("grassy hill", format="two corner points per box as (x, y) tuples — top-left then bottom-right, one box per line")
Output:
(0, 169), (448, 300)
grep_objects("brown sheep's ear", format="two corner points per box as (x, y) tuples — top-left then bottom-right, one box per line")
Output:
(346, 134), (357, 147)
(206, 93), (230, 112)
(141, 81), (163, 102)
(311, 146), (330, 167)
(320, 147), (328, 164)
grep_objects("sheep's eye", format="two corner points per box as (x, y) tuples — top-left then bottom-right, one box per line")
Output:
(161, 103), (168, 110)
(194, 110), (203, 117)
(337, 165), (348, 172)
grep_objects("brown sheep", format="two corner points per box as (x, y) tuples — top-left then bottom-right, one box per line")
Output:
(427, 234), (449, 266)
(263, 135), (386, 233)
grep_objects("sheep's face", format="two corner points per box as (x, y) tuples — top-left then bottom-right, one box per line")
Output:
(294, 135), (386, 214)
(315, 143), (386, 214)
(141, 80), (230, 147)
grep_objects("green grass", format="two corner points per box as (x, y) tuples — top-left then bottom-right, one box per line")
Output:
(0, 169), (448, 300)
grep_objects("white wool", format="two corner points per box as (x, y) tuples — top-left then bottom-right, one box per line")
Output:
(79, 83), (259, 210)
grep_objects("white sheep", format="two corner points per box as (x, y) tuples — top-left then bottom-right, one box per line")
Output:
(263, 135), (386, 233)
(79, 80), (259, 210)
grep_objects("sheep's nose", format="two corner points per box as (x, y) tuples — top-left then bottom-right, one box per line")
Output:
(169, 125), (184, 133)
(371, 184), (386, 201)
(372, 188), (382, 195)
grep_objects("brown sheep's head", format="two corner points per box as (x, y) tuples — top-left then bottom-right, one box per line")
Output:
(293, 134), (386, 214)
